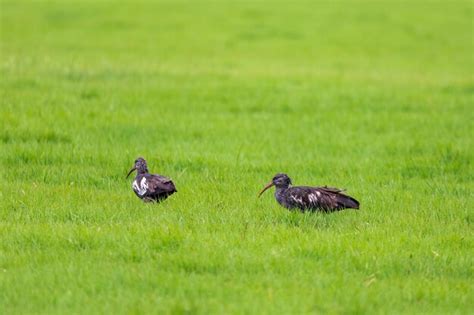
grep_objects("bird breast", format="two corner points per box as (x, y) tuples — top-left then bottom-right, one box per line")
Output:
(133, 177), (148, 196)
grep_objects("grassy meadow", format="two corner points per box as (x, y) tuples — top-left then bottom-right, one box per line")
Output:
(1, 0), (473, 314)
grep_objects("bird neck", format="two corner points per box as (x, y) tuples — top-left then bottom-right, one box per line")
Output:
(275, 185), (289, 195)
(137, 168), (149, 175)
(274, 186), (289, 204)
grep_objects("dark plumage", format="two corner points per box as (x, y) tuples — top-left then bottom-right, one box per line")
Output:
(126, 157), (177, 202)
(258, 173), (359, 212)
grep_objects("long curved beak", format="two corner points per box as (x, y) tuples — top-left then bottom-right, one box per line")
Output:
(126, 167), (136, 178)
(258, 181), (274, 197)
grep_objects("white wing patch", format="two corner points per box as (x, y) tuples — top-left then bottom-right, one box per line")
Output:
(291, 195), (303, 205)
(132, 177), (149, 196)
(308, 193), (319, 204)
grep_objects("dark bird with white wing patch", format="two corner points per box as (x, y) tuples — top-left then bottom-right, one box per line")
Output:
(126, 157), (177, 202)
(258, 173), (359, 212)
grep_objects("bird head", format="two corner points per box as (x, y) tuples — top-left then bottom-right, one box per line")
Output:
(126, 157), (148, 178)
(258, 173), (292, 197)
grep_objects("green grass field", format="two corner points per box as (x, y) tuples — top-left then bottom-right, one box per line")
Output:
(1, 1), (473, 314)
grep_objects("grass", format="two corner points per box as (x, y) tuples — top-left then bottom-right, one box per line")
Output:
(0, 0), (473, 314)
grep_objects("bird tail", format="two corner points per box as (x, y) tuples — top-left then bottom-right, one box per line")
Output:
(337, 194), (360, 209)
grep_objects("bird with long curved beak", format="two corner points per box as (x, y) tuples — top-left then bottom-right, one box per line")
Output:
(126, 157), (177, 202)
(259, 173), (359, 212)
(258, 181), (276, 198)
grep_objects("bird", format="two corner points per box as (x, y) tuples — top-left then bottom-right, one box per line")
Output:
(126, 157), (177, 202)
(258, 173), (359, 212)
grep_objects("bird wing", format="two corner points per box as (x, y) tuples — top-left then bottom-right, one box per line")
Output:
(314, 186), (359, 210)
(286, 186), (356, 211)
(285, 187), (331, 210)
(146, 174), (177, 194)
(319, 186), (346, 193)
